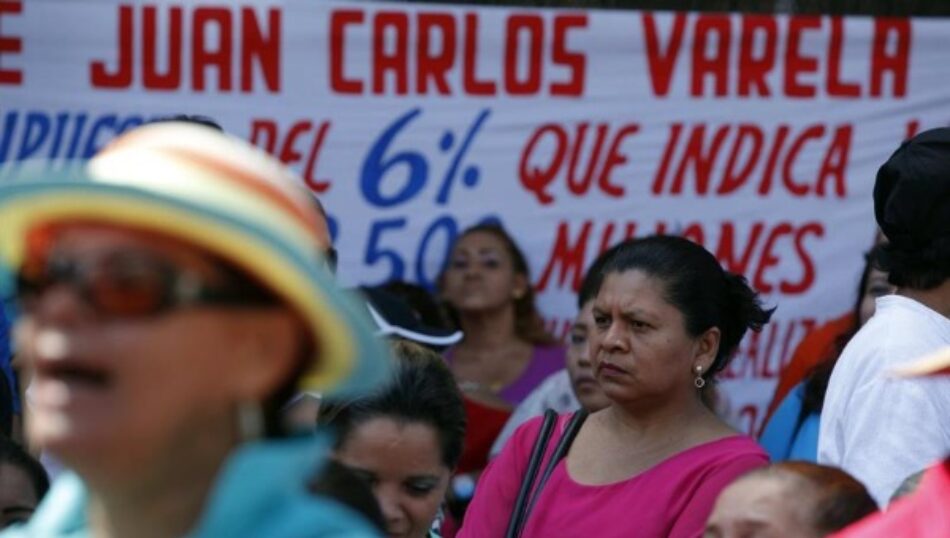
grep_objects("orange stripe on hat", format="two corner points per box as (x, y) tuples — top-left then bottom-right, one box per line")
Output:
(162, 146), (330, 248)
(99, 122), (331, 250)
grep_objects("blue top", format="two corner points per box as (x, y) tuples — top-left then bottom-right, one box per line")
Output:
(1, 435), (380, 538)
(759, 382), (821, 462)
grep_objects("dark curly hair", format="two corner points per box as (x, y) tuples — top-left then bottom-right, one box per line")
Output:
(318, 340), (466, 469)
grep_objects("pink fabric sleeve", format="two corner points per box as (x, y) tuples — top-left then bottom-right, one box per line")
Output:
(668, 454), (769, 538)
(457, 416), (546, 538)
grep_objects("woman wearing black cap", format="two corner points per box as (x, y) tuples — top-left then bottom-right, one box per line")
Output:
(818, 127), (950, 506)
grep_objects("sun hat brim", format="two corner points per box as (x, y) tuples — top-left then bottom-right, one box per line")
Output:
(0, 174), (388, 396)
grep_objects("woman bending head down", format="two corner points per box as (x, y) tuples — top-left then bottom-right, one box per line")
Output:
(0, 122), (389, 537)
(459, 235), (773, 538)
(320, 340), (467, 538)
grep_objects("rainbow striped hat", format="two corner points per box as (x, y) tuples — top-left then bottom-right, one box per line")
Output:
(0, 122), (389, 396)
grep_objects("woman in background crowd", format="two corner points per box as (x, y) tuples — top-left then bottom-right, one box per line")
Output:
(760, 256), (894, 461)
(460, 235), (771, 537)
(439, 223), (564, 473)
(320, 339), (467, 538)
(0, 123), (388, 537)
(704, 462), (878, 538)
(489, 245), (616, 458)
(0, 437), (48, 529)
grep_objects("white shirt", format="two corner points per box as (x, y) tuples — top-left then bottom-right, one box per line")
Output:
(818, 295), (950, 506)
(489, 369), (580, 458)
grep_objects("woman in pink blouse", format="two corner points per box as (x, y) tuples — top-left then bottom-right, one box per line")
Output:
(459, 236), (772, 538)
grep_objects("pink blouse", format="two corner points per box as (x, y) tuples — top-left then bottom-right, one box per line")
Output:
(458, 414), (768, 538)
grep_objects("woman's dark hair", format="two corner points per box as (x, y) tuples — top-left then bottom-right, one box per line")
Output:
(578, 243), (625, 310)
(318, 340), (467, 469)
(382, 280), (454, 332)
(594, 235), (773, 379)
(800, 254), (875, 417)
(0, 436), (49, 501)
(870, 238), (950, 290)
(309, 460), (385, 531)
(746, 462), (878, 533)
(439, 223), (555, 346)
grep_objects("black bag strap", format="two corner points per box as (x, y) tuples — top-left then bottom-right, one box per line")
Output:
(505, 409), (589, 538)
(505, 409), (557, 538)
(516, 409), (588, 537)
(524, 410), (588, 517)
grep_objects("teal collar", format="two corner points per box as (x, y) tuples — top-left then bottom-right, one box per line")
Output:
(9, 435), (378, 538)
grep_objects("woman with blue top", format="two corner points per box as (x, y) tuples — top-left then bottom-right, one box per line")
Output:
(0, 122), (390, 537)
(760, 256), (893, 461)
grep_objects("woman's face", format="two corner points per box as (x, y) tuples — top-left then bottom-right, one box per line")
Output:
(17, 225), (299, 477)
(440, 231), (526, 314)
(858, 268), (894, 326)
(704, 475), (820, 538)
(335, 417), (450, 538)
(566, 303), (610, 413)
(589, 270), (712, 406)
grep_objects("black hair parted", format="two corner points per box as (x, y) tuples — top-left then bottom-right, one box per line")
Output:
(318, 340), (466, 469)
(594, 235), (774, 379)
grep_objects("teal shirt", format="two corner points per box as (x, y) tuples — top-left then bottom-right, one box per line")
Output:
(3, 435), (380, 538)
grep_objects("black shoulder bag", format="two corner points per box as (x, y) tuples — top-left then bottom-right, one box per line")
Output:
(504, 409), (588, 538)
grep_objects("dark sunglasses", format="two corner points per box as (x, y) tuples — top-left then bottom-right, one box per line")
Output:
(16, 250), (277, 319)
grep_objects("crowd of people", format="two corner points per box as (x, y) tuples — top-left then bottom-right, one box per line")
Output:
(0, 119), (946, 538)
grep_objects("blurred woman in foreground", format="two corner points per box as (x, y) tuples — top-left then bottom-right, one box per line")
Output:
(0, 123), (388, 537)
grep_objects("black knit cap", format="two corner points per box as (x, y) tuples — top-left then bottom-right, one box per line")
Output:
(874, 127), (950, 249)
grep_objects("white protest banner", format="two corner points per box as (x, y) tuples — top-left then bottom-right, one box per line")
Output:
(3, 0), (948, 433)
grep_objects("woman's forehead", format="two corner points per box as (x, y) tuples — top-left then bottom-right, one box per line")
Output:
(597, 271), (667, 302)
(454, 231), (507, 253)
